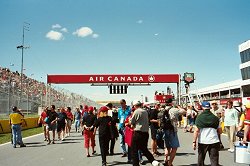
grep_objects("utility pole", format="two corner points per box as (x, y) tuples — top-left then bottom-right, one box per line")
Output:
(17, 22), (30, 108)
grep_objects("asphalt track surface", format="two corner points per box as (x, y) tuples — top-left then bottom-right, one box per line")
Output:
(0, 127), (248, 166)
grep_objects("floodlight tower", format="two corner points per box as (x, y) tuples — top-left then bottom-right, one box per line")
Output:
(17, 22), (30, 107)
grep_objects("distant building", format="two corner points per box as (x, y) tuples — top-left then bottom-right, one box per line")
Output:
(186, 40), (250, 105)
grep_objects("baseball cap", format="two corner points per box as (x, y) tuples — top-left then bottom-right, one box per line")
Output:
(132, 100), (141, 106)
(88, 106), (94, 112)
(99, 106), (109, 112)
(233, 101), (240, 107)
(202, 101), (210, 108)
(211, 100), (217, 104)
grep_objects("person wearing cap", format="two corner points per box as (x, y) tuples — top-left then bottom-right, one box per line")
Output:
(193, 101), (221, 166)
(130, 100), (160, 166)
(210, 100), (224, 149)
(9, 106), (26, 148)
(94, 106), (115, 166)
(82, 106), (97, 157)
(243, 102), (250, 144)
(223, 100), (238, 152)
(118, 99), (131, 157)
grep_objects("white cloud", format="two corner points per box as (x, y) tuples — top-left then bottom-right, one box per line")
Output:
(52, 24), (62, 29)
(137, 20), (143, 24)
(61, 28), (68, 33)
(73, 27), (93, 38)
(92, 34), (99, 38)
(46, 30), (63, 41)
(154, 33), (159, 36)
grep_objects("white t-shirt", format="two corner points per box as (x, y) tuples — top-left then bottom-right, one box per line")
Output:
(198, 125), (220, 144)
(108, 109), (113, 117)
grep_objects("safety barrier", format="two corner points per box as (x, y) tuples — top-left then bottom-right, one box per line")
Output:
(0, 117), (39, 134)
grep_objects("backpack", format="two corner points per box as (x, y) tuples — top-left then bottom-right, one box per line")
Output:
(160, 106), (174, 130)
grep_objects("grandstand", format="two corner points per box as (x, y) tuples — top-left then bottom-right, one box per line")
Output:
(0, 66), (100, 115)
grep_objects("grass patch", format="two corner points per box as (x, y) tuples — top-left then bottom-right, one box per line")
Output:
(0, 127), (43, 144)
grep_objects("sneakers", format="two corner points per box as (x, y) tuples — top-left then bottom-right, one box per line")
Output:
(121, 153), (127, 157)
(152, 160), (160, 166)
(228, 148), (234, 153)
(20, 144), (26, 147)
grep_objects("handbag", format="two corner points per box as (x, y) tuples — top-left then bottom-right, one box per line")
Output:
(236, 130), (244, 138)
(44, 117), (50, 124)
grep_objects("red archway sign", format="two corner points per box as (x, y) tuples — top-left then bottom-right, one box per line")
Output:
(47, 74), (181, 101)
(47, 74), (180, 84)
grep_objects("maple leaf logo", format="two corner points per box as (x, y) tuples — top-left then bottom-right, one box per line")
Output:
(148, 75), (155, 82)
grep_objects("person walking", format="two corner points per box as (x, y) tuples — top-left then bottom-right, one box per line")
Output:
(57, 107), (67, 141)
(243, 102), (250, 143)
(150, 102), (161, 156)
(193, 101), (222, 166)
(82, 106), (97, 157)
(223, 100), (238, 152)
(210, 100), (224, 149)
(38, 106), (48, 141)
(65, 107), (73, 137)
(74, 107), (82, 133)
(130, 100), (160, 166)
(94, 106), (115, 166)
(9, 106), (26, 148)
(162, 101), (185, 166)
(106, 103), (119, 155)
(118, 99), (131, 157)
(46, 105), (58, 144)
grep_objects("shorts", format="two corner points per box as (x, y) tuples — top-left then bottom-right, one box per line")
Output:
(188, 118), (194, 126)
(164, 130), (180, 148)
(150, 125), (157, 140)
(57, 123), (66, 132)
(67, 119), (72, 126)
(47, 123), (56, 131)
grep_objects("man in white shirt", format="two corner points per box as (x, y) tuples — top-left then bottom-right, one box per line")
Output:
(193, 101), (222, 166)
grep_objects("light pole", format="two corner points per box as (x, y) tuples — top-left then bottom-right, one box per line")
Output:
(17, 22), (30, 108)
(141, 95), (143, 103)
(8, 63), (14, 115)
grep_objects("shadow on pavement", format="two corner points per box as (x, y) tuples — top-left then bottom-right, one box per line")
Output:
(179, 164), (223, 166)
(60, 141), (81, 144)
(26, 144), (46, 147)
(176, 152), (195, 156)
(108, 161), (131, 166)
(25, 142), (44, 145)
(63, 138), (82, 141)
(24, 142), (47, 147)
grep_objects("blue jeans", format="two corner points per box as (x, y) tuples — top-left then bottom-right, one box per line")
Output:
(119, 129), (127, 153)
(75, 120), (80, 131)
(12, 124), (23, 147)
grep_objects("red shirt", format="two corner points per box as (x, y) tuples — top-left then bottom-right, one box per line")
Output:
(66, 111), (73, 120)
(40, 111), (47, 124)
(244, 109), (250, 140)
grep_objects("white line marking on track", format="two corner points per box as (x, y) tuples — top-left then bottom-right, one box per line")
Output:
(0, 133), (43, 147)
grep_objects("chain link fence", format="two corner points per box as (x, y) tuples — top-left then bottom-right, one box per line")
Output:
(0, 81), (101, 116)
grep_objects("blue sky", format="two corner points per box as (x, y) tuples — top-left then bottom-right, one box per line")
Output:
(1, 0), (250, 103)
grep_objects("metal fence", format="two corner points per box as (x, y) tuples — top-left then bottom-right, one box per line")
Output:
(0, 82), (101, 115)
